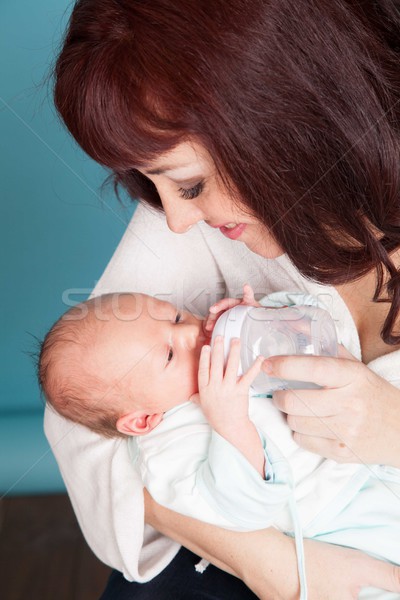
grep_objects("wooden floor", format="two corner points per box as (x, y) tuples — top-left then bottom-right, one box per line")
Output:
(0, 494), (111, 600)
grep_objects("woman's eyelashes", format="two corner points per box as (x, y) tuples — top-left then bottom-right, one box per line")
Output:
(178, 181), (204, 200)
(175, 312), (182, 323)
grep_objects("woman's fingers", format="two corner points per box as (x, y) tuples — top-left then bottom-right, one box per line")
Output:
(273, 388), (340, 418)
(302, 538), (400, 599)
(286, 414), (339, 439)
(291, 432), (361, 462)
(263, 354), (361, 389)
(363, 556), (400, 594)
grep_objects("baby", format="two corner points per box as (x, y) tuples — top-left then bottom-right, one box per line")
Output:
(39, 288), (400, 598)
(39, 286), (265, 476)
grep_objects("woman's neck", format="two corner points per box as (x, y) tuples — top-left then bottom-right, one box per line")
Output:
(335, 252), (400, 363)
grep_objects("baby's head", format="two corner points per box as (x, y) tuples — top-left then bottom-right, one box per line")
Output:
(39, 293), (207, 438)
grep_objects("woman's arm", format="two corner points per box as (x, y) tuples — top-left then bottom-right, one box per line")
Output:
(144, 490), (400, 600)
(144, 488), (298, 599)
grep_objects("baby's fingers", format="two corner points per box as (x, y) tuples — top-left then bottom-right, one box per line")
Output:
(204, 313), (219, 333)
(198, 345), (211, 389)
(240, 355), (265, 388)
(242, 283), (256, 305)
(224, 338), (241, 383)
(208, 297), (241, 314)
(209, 336), (225, 382)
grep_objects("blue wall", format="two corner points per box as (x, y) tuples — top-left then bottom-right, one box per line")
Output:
(1, 1), (136, 494)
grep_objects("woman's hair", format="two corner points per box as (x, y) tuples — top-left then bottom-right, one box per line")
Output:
(54, 0), (400, 343)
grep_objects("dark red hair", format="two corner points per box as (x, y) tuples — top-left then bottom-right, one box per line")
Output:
(54, 0), (400, 343)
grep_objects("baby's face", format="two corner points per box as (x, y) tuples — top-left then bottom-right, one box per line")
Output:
(92, 294), (209, 414)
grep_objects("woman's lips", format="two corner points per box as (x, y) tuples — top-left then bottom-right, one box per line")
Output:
(219, 223), (247, 240)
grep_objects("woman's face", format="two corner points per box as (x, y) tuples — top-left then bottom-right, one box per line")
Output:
(135, 141), (284, 258)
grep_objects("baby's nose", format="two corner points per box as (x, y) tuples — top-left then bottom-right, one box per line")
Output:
(180, 323), (201, 350)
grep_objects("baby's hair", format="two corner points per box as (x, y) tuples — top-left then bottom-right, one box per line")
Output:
(38, 296), (125, 438)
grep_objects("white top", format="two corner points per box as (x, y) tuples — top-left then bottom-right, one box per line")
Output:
(44, 203), (400, 581)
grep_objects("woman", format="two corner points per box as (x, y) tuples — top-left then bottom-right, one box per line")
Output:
(47, 0), (400, 597)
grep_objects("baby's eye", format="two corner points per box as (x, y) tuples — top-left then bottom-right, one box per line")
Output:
(167, 347), (174, 363)
(175, 312), (182, 323)
(178, 181), (204, 200)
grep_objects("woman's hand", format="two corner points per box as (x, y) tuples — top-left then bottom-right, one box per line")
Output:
(301, 537), (400, 600)
(204, 283), (260, 334)
(264, 346), (400, 467)
(246, 534), (400, 600)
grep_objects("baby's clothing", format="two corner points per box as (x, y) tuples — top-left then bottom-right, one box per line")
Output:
(131, 292), (400, 573)
(132, 396), (400, 565)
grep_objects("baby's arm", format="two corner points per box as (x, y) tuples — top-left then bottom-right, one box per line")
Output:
(199, 282), (266, 476)
(192, 337), (266, 477)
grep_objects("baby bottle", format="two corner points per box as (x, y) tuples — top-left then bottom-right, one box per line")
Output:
(211, 303), (338, 392)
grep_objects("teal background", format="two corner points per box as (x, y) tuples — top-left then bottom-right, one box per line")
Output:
(1, 1), (136, 495)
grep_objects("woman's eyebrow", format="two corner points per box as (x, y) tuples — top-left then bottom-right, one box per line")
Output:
(144, 166), (172, 175)
(144, 162), (195, 176)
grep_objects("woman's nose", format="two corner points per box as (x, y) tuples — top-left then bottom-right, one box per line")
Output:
(162, 198), (204, 234)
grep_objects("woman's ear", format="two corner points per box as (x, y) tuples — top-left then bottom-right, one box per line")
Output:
(116, 411), (163, 436)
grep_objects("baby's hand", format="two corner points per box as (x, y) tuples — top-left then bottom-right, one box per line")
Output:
(204, 283), (261, 334)
(191, 336), (266, 476)
(192, 335), (264, 435)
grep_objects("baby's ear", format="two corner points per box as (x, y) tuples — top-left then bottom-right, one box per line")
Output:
(116, 411), (163, 436)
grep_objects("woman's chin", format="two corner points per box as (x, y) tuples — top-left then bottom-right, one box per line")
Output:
(236, 223), (284, 258)
(244, 238), (284, 259)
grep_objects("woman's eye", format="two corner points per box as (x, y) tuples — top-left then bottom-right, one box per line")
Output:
(179, 181), (204, 200)
(175, 312), (182, 323)
(167, 347), (174, 363)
